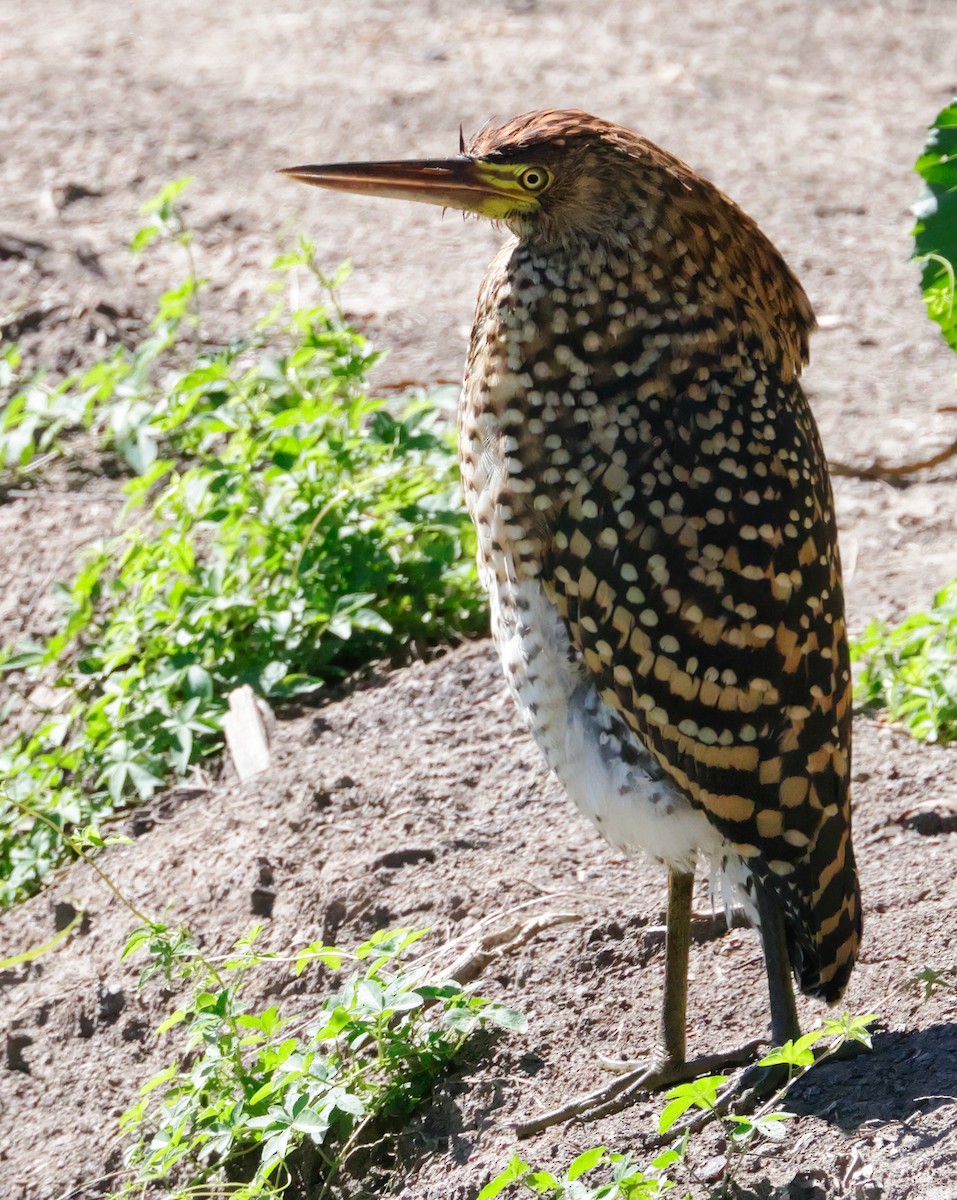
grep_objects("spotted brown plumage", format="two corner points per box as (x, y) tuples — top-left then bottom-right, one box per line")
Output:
(458, 110), (859, 1003)
(281, 108), (861, 1101)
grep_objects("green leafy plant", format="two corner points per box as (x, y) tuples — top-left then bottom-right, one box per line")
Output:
(0, 342), (92, 473)
(0, 186), (484, 905)
(850, 100), (957, 741)
(111, 924), (525, 1199)
(478, 1146), (674, 1200)
(129, 176), (197, 259)
(0, 178), (201, 477)
(851, 579), (957, 742)
(481, 1013), (877, 1200)
(913, 98), (957, 352)
(5, 791), (524, 1199)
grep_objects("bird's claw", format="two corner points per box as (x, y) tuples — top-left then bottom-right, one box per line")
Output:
(598, 1054), (648, 1074)
(706, 1059), (792, 1126)
(515, 1039), (766, 1138)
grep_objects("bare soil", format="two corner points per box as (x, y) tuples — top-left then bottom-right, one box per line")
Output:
(2, 2), (957, 1198)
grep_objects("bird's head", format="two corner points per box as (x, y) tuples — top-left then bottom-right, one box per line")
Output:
(279, 109), (677, 250)
(281, 108), (816, 375)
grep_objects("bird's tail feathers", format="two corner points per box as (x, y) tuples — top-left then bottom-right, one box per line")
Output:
(713, 828), (861, 1005)
(762, 833), (861, 1005)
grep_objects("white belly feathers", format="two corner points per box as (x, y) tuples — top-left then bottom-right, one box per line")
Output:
(487, 568), (723, 873)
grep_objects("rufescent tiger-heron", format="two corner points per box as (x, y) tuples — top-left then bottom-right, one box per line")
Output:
(280, 109), (861, 1129)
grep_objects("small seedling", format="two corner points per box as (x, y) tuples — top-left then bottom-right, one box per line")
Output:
(479, 1146), (674, 1200)
(907, 965), (957, 1000)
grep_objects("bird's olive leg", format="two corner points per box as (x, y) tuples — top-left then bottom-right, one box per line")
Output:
(599, 866), (691, 1074)
(659, 867), (693, 1065)
(754, 877), (800, 1046)
(697, 877), (803, 1126)
(569, 881), (800, 1143)
(516, 868), (762, 1137)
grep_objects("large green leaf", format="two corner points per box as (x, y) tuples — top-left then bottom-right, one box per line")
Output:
(913, 98), (957, 351)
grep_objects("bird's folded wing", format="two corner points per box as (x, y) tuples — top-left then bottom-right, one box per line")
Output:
(538, 387), (858, 998)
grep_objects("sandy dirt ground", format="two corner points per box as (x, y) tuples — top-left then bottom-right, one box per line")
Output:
(2, 1), (957, 1197)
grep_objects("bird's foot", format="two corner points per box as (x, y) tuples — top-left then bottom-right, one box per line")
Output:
(514, 1039), (766, 1138)
(666, 1035), (874, 1142)
(642, 1058), (790, 1148)
(718, 1059), (791, 1117)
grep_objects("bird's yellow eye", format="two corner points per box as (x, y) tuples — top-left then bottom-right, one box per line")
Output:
(518, 166), (551, 193)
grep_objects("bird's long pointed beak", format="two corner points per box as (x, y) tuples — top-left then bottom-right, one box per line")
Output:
(278, 156), (536, 220)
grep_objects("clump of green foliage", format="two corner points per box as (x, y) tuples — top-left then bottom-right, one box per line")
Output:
(9, 788), (523, 1200)
(851, 99), (957, 741)
(912, 98), (957, 352)
(0, 182), (484, 905)
(111, 924), (524, 1199)
(852, 580), (957, 742)
(480, 1014), (877, 1200)
(479, 1145), (674, 1200)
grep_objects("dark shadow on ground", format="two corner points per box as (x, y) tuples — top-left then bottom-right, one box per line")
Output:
(786, 1023), (957, 1131)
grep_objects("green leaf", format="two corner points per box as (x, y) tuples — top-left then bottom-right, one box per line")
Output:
(156, 1008), (188, 1035)
(139, 176), (194, 216)
(139, 1063), (179, 1096)
(290, 1107), (331, 1138)
(0, 646), (46, 671)
(129, 225), (161, 256)
(731, 1110), (794, 1144)
(567, 1145), (606, 1180)
(651, 1145), (683, 1170)
(483, 1003), (529, 1032)
(477, 1156), (532, 1200)
(315, 1005), (352, 1040)
(295, 942), (342, 975)
(355, 927), (428, 960)
(0, 909), (81, 968)
(527, 1170), (560, 1191)
(758, 1029), (822, 1069)
(657, 1075), (728, 1134)
(355, 978), (385, 1014)
(657, 1095), (693, 1135)
(326, 1086), (365, 1118)
(185, 665), (214, 698)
